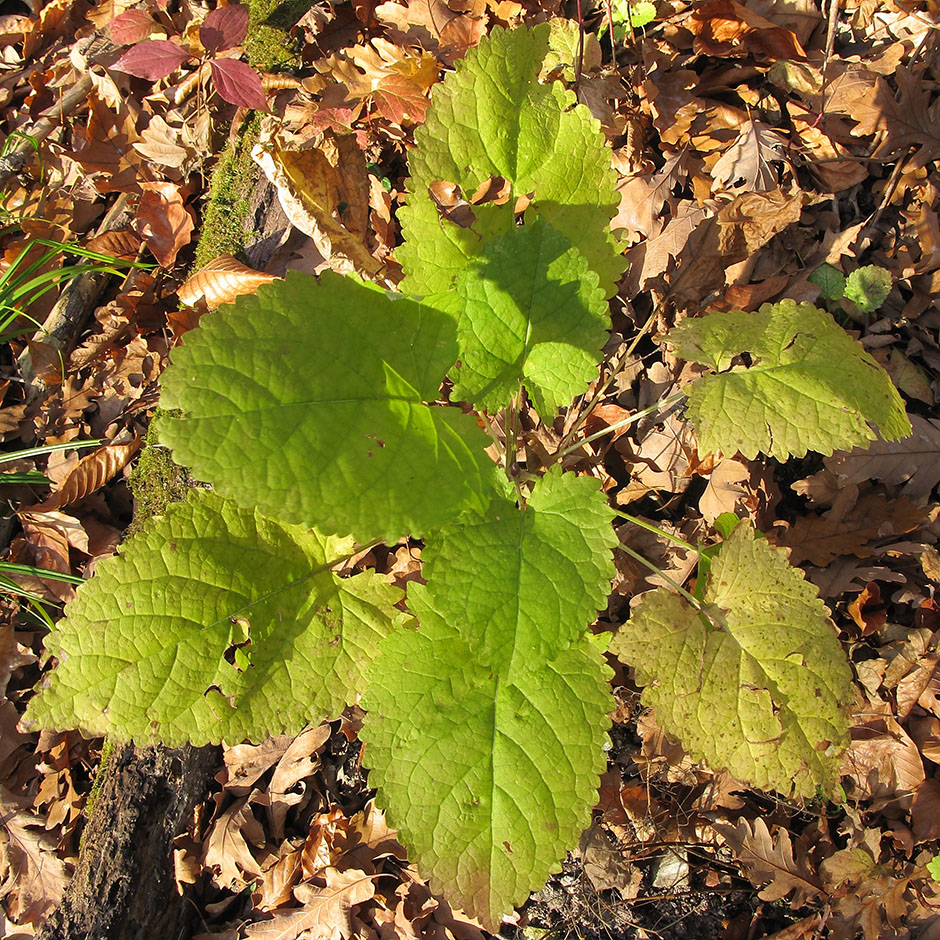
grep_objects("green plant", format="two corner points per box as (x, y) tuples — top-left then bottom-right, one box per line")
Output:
(24, 24), (910, 929)
(0, 237), (149, 344)
(0, 440), (101, 627)
(809, 261), (894, 314)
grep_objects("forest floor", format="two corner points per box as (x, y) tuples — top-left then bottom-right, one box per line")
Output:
(2, 0), (940, 938)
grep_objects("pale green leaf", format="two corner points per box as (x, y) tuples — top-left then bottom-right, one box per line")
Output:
(610, 522), (852, 798)
(24, 491), (404, 745)
(418, 467), (616, 673)
(448, 220), (610, 415)
(808, 262), (845, 301)
(397, 24), (624, 298)
(159, 271), (495, 543)
(665, 300), (910, 459)
(362, 609), (612, 931)
(844, 264), (892, 313)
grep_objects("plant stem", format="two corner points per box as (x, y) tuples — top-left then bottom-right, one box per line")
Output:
(617, 539), (704, 611)
(613, 508), (699, 555)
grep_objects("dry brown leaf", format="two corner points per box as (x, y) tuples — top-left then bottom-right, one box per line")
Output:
(267, 724), (331, 841)
(243, 867), (375, 939)
(178, 255), (280, 309)
(324, 40), (438, 124)
(134, 182), (196, 268)
(843, 710), (925, 807)
(132, 115), (195, 170)
(255, 846), (304, 912)
(773, 489), (925, 566)
(615, 412), (696, 500)
(805, 416), (940, 507)
(253, 128), (382, 279)
(374, 0), (483, 60)
(711, 817), (824, 907)
(851, 66), (940, 169)
(332, 799), (406, 874)
(222, 735), (294, 797)
(203, 796), (266, 890)
(711, 119), (789, 193)
(16, 511), (87, 603)
(31, 440), (141, 512)
(0, 787), (71, 925)
(911, 776), (940, 844)
(688, 0), (807, 60)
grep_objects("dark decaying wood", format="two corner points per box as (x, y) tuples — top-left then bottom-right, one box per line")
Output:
(37, 742), (221, 940)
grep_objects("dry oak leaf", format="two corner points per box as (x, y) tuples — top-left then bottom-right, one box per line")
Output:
(134, 181), (195, 267)
(0, 787), (71, 925)
(807, 416), (940, 507)
(772, 489), (925, 567)
(710, 817), (823, 908)
(842, 710), (925, 806)
(324, 39), (438, 125)
(710, 120), (789, 193)
(242, 867), (375, 939)
(688, 0), (807, 60)
(851, 66), (940, 169)
(267, 723), (331, 841)
(179, 255), (280, 309)
(202, 795), (266, 890)
(374, 0), (484, 60)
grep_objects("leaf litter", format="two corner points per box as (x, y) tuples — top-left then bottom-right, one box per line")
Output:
(1, 0), (940, 937)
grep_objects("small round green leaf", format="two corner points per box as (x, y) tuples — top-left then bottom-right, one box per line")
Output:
(808, 262), (846, 301)
(844, 264), (892, 313)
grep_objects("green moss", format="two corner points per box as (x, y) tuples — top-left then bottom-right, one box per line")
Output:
(246, 0), (307, 71)
(192, 113), (263, 271)
(126, 414), (192, 536)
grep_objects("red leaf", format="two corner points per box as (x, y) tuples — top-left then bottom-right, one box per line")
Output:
(200, 4), (249, 53)
(113, 39), (191, 80)
(209, 58), (267, 110)
(108, 8), (161, 45)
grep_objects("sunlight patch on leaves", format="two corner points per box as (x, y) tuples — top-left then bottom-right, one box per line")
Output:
(665, 300), (910, 459)
(24, 491), (405, 745)
(159, 271), (496, 543)
(611, 522), (852, 798)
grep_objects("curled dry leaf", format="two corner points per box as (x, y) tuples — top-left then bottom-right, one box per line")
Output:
(688, 0), (807, 60)
(32, 440), (142, 512)
(179, 255), (280, 309)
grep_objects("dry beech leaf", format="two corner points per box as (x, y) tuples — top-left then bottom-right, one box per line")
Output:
(179, 255), (280, 309)
(711, 817), (823, 907)
(31, 440), (142, 512)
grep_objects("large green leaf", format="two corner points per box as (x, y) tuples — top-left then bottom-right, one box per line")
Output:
(159, 271), (495, 543)
(397, 23), (624, 298)
(24, 491), (404, 745)
(665, 300), (910, 459)
(418, 467), (616, 673)
(448, 220), (610, 416)
(362, 606), (612, 931)
(610, 522), (852, 798)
